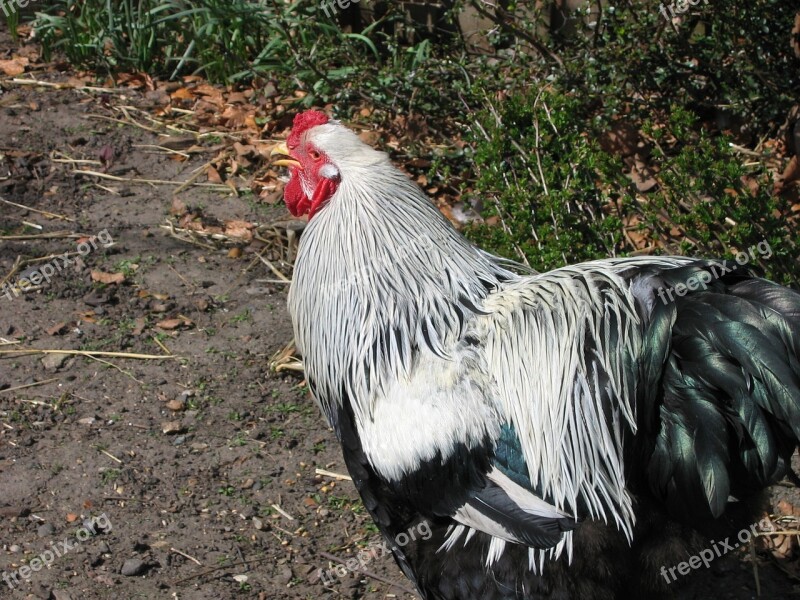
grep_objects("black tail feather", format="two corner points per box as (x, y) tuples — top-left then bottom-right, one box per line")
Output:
(637, 264), (800, 522)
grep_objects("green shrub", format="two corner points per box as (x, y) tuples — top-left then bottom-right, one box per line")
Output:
(459, 0), (799, 284)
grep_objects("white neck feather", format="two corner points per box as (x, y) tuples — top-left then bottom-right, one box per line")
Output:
(287, 155), (518, 427)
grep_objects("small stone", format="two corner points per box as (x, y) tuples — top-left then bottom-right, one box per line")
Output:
(278, 566), (293, 584)
(41, 353), (69, 371)
(172, 435), (187, 446)
(52, 591), (74, 600)
(178, 390), (195, 402)
(31, 583), (50, 599)
(37, 523), (56, 537)
(161, 421), (183, 435)
(121, 558), (146, 576)
(252, 517), (264, 531)
(9, 544), (21, 553)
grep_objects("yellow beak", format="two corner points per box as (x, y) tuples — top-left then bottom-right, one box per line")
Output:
(271, 142), (302, 169)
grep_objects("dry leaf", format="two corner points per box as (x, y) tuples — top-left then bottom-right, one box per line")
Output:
(170, 87), (195, 101)
(47, 322), (69, 336)
(170, 197), (188, 216)
(156, 317), (193, 330)
(165, 399), (184, 412)
(132, 317), (147, 336)
(222, 219), (253, 238)
(0, 57), (29, 76)
(207, 166), (222, 183)
(91, 270), (125, 285)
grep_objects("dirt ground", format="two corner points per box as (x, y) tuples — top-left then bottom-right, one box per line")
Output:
(1, 31), (799, 600)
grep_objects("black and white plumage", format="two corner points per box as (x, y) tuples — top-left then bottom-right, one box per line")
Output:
(272, 111), (800, 598)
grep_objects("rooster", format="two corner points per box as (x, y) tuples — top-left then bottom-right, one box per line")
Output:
(272, 110), (800, 599)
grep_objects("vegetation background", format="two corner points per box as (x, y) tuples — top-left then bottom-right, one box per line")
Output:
(7, 0), (799, 282)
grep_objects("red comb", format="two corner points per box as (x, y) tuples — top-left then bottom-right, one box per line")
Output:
(287, 110), (329, 148)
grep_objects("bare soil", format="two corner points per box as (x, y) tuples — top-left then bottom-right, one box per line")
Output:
(1, 31), (799, 600)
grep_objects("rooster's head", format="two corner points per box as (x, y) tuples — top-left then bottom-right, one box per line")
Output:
(272, 110), (384, 219)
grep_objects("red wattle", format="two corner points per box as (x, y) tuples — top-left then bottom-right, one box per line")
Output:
(308, 178), (339, 219)
(284, 175), (338, 218)
(284, 173), (307, 217)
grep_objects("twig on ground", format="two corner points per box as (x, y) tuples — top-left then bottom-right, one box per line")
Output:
(255, 250), (291, 282)
(315, 468), (352, 481)
(96, 447), (123, 464)
(0, 197), (76, 222)
(9, 78), (128, 93)
(0, 231), (81, 241)
(72, 169), (234, 191)
(85, 354), (144, 385)
(171, 547), (203, 566)
(271, 503), (295, 521)
(0, 378), (60, 395)
(0, 349), (178, 360)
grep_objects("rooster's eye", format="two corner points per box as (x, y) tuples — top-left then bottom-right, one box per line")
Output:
(309, 149), (321, 161)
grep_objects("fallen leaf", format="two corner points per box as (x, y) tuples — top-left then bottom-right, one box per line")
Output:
(359, 131), (381, 145)
(207, 166), (222, 183)
(165, 399), (185, 411)
(170, 197), (188, 216)
(224, 219), (254, 241)
(156, 317), (193, 330)
(47, 322), (69, 336)
(78, 311), (97, 323)
(91, 270), (125, 285)
(0, 57), (29, 76)
(132, 316), (146, 336)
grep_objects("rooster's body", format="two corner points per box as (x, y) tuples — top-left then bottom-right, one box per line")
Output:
(273, 111), (800, 599)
